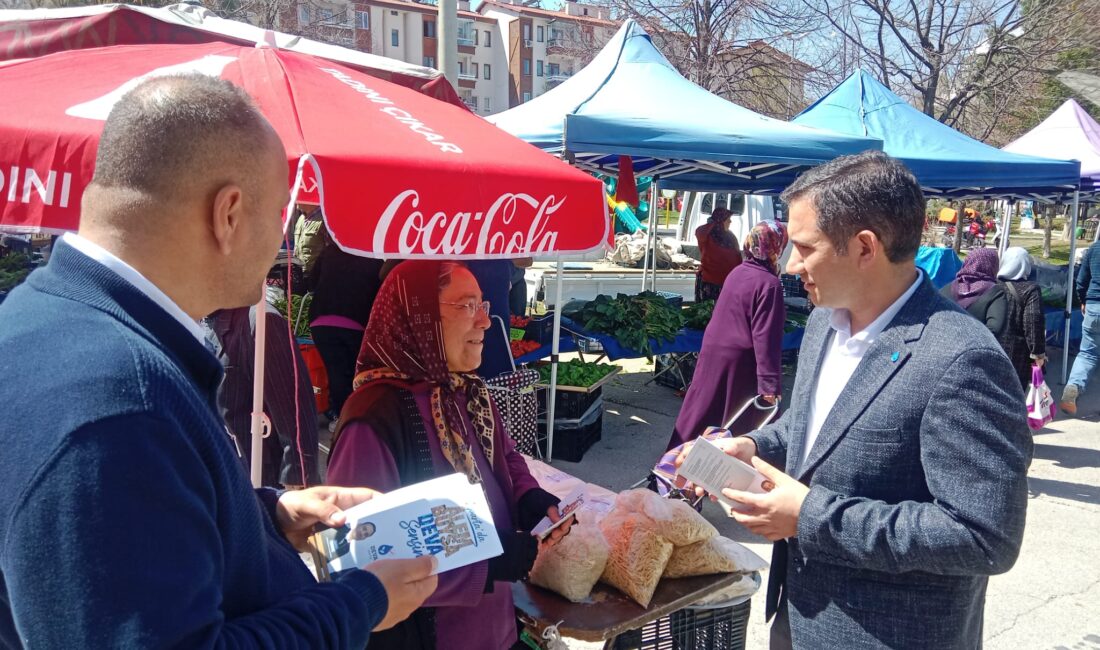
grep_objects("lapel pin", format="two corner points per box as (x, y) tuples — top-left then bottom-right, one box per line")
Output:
(891, 351), (900, 363)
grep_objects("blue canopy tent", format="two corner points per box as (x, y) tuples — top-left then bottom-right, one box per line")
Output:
(488, 20), (881, 193)
(794, 70), (1084, 381)
(488, 22), (881, 460)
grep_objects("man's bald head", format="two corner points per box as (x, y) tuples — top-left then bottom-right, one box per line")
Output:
(90, 74), (280, 205)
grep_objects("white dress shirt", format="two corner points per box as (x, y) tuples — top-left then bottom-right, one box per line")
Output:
(61, 233), (207, 343)
(799, 272), (924, 470)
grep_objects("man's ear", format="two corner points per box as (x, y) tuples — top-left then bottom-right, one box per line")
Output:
(210, 183), (245, 256)
(854, 230), (880, 268)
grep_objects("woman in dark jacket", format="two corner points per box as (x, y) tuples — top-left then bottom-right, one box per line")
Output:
(669, 220), (787, 450)
(326, 260), (568, 650)
(996, 247), (1047, 389)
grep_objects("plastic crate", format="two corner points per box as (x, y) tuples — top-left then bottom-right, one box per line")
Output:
(610, 599), (751, 650)
(537, 397), (603, 462)
(525, 314), (556, 343)
(537, 386), (603, 420)
(655, 290), (684, 310)
(780, 273), (808, 299)
(576, 335), (605, 354)
(654, 354), (697, 390)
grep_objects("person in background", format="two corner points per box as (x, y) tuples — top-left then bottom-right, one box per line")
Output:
(309, 232), (385, 431)
(694, 206), (743, 302)
(293, 203), (325, 280)
(204, 295), (321, 488)
(994, 247), (1046, 390)
(940, 247), (999, 309)
(509, 258), (533, 318)
(0, 73), (435, 648)
(667, 220), (787, 451)
(327, 260), (570, 650)
(1062, 238), (1100, 414)
(467, 259), (518, 379)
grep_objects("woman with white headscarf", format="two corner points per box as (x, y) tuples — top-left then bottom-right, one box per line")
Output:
(995, 247), (1047, 389)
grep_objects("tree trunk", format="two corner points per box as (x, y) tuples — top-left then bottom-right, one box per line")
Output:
(1043, 204), (1056, 259)
(953, 201), (965, 253)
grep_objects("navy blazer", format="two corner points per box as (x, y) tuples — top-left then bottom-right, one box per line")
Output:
(748, 273), (1032, 649)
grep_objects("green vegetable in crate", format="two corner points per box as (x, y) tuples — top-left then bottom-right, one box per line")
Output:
(272, 293), (314, 338)
(538, 360), (617, 387)
(683, 300), (715, 330)
(577, 292), (685, 358)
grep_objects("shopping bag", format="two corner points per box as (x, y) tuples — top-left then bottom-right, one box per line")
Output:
(1026, 364), (1055, 431)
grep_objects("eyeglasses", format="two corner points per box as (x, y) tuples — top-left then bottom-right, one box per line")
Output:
(440, 300), (491, 318)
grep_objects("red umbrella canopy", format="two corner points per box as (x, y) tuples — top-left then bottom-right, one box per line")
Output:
(0, 42), (609, 258)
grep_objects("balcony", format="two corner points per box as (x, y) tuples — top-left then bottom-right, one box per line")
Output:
(546, 71), (573, 84)
(458, 69), (478, 81)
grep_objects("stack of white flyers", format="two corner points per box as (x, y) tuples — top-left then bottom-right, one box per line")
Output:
(676, 438), (770, 515)
(312, 473), (502, 578)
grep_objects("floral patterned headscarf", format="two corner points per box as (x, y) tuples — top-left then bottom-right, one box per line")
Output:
(742, 220), (789, 275)
(353, 260), (495, 483)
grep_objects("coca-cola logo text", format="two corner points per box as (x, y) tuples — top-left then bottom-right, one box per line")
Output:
(374, 190), (564, 255)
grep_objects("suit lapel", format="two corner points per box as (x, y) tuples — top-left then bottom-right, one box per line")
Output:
(784, 313), (833, 474)
(794, 278), (934, 480)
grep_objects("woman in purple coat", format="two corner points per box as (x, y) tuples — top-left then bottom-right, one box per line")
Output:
(326, 260), (569, 650)
(668, 221), (788, 450)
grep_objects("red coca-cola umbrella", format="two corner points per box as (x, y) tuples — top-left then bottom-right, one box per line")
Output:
(0, 41), (608, 484)
(0, 41), (609, 257)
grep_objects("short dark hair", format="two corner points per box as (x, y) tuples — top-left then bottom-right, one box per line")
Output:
(780, 151), (925, 262)
(92, 74), (271, 200)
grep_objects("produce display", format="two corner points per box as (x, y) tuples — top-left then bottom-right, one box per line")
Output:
(682, 300), (715, 330)
(510, 339), (542, 359)
(0, 253), (32, 293)
(536, 359), (618, 387)
(784, 311), (809, 334)
(577, 292), (686, 358)
(510, 315), (531, 328)
(272, 293), (313, 338)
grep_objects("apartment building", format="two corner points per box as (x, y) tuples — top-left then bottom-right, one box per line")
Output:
(478, 0), (618, 108)
(290, 0), (507, 115)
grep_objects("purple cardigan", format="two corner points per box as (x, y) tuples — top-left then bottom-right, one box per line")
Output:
(327, 388), (541, 650)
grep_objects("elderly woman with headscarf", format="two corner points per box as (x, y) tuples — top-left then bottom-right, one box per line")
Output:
(995, 247), (1047, 389)
(668, 220), (788, 450)
(941, 247), (999, 309)
(326, 260), (569, 650)
(694, 206), (743, 301)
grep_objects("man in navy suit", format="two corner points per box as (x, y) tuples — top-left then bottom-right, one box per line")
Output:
(688, 151), (1031, 649)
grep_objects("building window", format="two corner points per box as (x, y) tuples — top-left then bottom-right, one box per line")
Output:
(522, 24), (531, 40)
(548, 62), (559, 76)
(423, 55), (436, 68)
(472, 63), (479, 77)
(390, 10), (398, 15)
(483, 63), (491, 80)
(484, 30), (492, 47)
(537, 26), (544, 42)
(355, 10), (369, 29)
(582, 7), (588, 15)
(470, 96), (478, 110)
(423, 20), (436, 38)
(523, 91), (532, 102)
(297, 3), (310, 25)
(536, 60), (543, 76)
(391, 29), (399, 47)
(484, 97), (491, 112)
(522, 59), (530, 75)
(474, 30), (479, 45)
(317, 7), (335, 23)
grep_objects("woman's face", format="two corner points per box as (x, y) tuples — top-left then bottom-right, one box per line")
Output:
(439, 267), (490, 372)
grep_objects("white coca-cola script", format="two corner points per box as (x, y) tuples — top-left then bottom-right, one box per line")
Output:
(373, 190), (566, 255)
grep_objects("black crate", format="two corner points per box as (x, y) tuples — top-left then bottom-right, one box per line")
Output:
(654, 354), (697, 391)
(525, 314), (556, 343)
(537, 386), (603, 420)
(610, 599), (751, 650)
(655, 290), (684, 310)
(780, 274), (808, 299)
(537, 398), (602, 462)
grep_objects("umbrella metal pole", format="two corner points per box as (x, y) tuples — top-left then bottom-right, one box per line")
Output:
(649, 180), (659, 292)
(1000, 202), (1013, 256)
(1064, 190), (1081, 385)
(548, 259), (565, 462)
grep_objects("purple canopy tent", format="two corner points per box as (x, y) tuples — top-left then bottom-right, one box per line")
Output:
(1004, 99), (1100, 381)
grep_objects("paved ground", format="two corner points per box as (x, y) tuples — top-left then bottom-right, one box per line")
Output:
(546, 351), (1100, 649)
